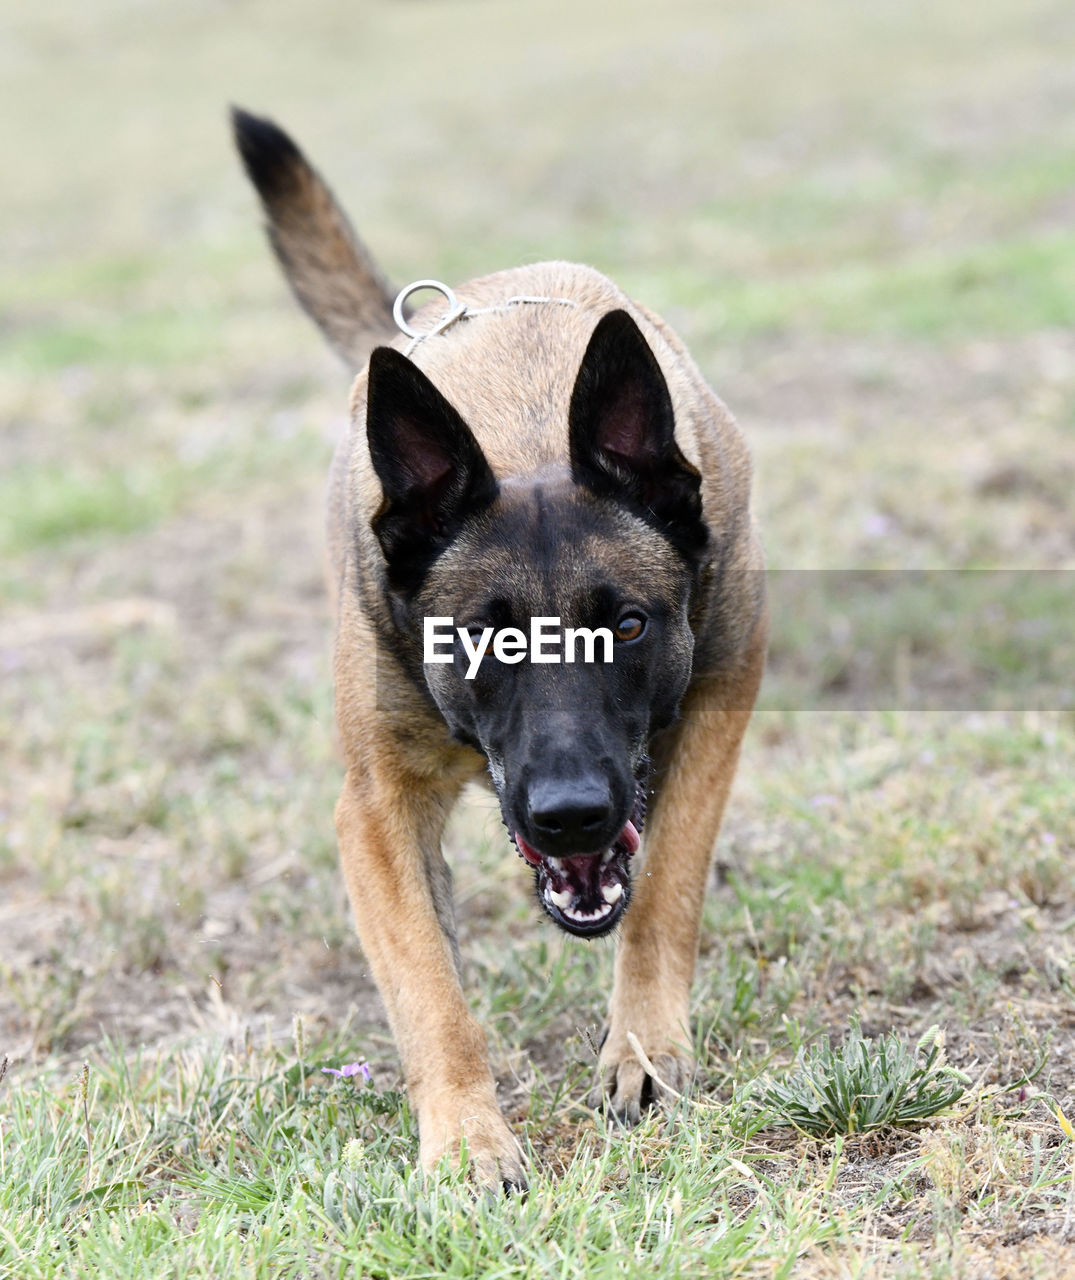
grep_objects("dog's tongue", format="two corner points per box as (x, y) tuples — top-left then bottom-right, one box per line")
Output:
(619, 819), (641, 856)
(516, 834), (544, 867)
(515, 819), (639, 868)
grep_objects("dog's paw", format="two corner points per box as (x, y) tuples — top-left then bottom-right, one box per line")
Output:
(418, 1091), (527, 1193)
(587, 1031), (694, 1126)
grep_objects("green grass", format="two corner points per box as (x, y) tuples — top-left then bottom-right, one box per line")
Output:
(689, 232), (1075, 341)
(3, 0), (1075, 1274)
(0, 428), (329, 554)
(753, 1021), (971, 1137)
(0, 1041), (802, 1278)
(1, 461), (199, 551)
(0, 305), (230, 375)
(3, 989), (1073, 1277)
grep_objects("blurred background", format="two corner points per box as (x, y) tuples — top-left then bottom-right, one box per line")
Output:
(1, 0), (1073, 1076)
(5, 1), (1074, 570)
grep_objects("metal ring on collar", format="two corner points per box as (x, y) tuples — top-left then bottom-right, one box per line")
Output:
(392, 279), (467, 339)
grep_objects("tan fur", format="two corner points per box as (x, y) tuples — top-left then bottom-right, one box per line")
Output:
(235, 116), (765, 1187)
(335, 757), (524, 1184)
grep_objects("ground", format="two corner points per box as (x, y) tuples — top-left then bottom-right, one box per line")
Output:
(1, 1), (1074, 1275)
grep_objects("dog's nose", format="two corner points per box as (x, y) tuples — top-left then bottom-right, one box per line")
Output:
(526, 777), (614, 852)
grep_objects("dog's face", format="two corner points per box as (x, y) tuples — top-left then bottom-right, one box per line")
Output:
(366, 311), (709, 937)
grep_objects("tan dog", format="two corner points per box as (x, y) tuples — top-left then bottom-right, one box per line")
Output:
(233, 108), (767, 1190)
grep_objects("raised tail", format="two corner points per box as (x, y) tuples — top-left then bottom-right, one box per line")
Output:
(231, 107), (398, 370)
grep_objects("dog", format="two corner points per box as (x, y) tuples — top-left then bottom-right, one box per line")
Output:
(232, 108), (767, 1190)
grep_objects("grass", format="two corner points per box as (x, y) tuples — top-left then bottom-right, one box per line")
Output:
(3, 0), (1075, 1274)
(0, 1042), (810, 1278)
(0, 428), (329, 555)
(753, 1021), (971, 1137)
(3, 1014), (1073, 1277)
(686, 231), (1075, 341)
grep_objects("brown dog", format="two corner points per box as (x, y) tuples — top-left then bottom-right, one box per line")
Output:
(233, 108), (767, 1189)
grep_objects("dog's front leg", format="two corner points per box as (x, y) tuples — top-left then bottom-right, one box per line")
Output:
(593, 627), (766, 1122)
(335, 765), (525, 1189)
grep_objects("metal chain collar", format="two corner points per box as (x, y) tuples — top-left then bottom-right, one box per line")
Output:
(392, 279), (579, 357)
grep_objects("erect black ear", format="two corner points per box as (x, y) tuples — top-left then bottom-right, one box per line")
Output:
(366, 347), (498, 590)
(568, 310), (707, 557)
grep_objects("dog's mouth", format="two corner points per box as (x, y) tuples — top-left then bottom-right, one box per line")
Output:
(510, 784), (646, 938)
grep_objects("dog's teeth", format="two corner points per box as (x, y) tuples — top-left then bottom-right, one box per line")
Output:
(548, 886), (573, 910)
(563, 902), (613, 923)
(547, 857), (565, 873)
(601, 848), (616, 865)
(601, 881), (623, 905)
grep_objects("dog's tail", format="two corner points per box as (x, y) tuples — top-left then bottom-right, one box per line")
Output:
(231, 107), (397, 370)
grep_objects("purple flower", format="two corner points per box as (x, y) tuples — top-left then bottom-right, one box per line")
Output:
(321, 1061), (371, 1082)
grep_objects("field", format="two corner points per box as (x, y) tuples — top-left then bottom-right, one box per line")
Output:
(2, 0), (1074, 1275)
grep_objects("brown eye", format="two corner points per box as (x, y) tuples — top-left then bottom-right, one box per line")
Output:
(614, 614), (646, 642)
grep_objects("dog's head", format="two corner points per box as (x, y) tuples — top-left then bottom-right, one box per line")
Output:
(366, 310), (709, 937)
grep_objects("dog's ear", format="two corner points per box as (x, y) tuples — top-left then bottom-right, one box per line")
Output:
(569, 310), (707, 556)
(366, 347), (498, 589)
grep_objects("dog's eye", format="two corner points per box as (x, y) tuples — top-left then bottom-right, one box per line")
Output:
(456, 624), (489, 653)
(614, 613), (647, 642)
